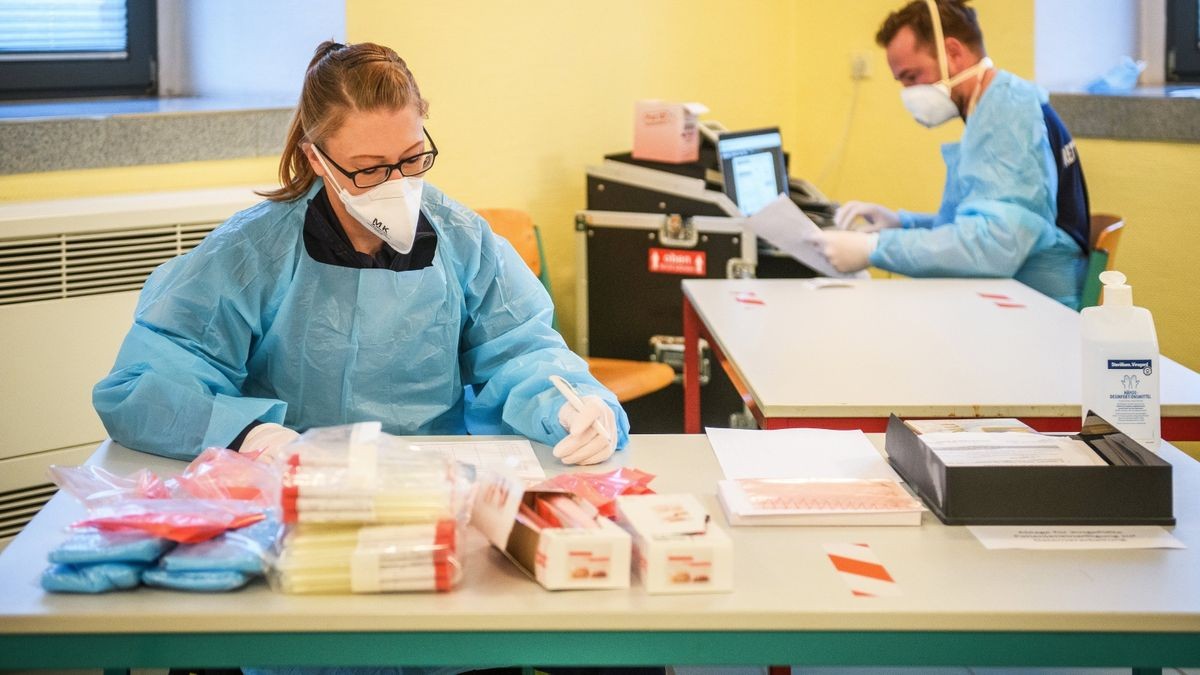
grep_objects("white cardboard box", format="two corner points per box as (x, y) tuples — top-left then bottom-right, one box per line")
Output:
(616, 494), (733, 594)
(471, 472), (630, 590)
(632, 100), (708, 163)
(523, 513), (631, 590)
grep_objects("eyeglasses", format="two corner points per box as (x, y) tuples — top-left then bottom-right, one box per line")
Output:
(314, 129), (438, 188)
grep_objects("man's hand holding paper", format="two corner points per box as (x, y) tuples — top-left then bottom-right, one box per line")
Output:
(745, 194), (869, 279)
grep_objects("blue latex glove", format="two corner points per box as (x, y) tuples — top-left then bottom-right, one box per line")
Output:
(1084, 57), (1145, 94)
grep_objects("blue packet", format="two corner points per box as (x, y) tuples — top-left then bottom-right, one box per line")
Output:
(141, 568), (251, 592)
(41, 562), (145, 593)
(157, 510), (281, 574)
(47, 529), (174, 565)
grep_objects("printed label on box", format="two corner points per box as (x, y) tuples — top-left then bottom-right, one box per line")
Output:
(666, 553), (713, 585)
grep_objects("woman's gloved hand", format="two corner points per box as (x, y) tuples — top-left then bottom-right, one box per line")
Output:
(239, 423), (300, 463)
(813, 230), (878, 273)
(552, 396), (617, 466)
(834, 201), (900, 232)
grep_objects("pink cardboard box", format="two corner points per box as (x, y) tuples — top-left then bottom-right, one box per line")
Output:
(632, 100), (708, 164)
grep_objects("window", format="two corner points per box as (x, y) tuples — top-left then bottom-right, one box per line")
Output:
(0, 0), (156, 100)
(1167, 0), (1200, 81)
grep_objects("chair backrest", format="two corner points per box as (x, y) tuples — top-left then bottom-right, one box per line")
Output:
(475, 207), (675, 402)
(1080, 213), (1125, 309)
(1089, 213), (1124, 257)
(475, 208), (556, 320)
(475, 208), (542, 277)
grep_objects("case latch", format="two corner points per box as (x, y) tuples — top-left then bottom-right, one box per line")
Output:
(649, 334), (710, 385)
(658, 214), (699, 248)
(726, 258), (756, 279)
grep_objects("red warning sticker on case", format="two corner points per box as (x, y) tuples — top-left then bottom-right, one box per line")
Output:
(648, 248), (707, 276)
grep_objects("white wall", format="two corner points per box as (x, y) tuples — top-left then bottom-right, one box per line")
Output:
(1034, 0), (1138, 91)
(158, 0), (346, 100)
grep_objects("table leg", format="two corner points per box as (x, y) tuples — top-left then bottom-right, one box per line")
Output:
(1162, 417), (1200, 442)
(683, 295), (701, 434)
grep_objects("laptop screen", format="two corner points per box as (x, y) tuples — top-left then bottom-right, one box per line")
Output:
(716, 128), (788, 216)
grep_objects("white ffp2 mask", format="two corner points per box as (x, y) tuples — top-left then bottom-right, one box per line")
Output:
(900, 57), (992, 128)
(313, 148), (424, 254)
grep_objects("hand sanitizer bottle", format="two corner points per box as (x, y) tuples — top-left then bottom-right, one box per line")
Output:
(1081, 271), (1160, 449)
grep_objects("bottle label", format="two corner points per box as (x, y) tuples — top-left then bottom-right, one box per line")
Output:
(1104, 358), (1155, 427)
(1106, 359), (1153, 375)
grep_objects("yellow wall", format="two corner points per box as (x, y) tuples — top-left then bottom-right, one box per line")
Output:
(347, 0), (798, 348)
(0, 1), (1195, 455)
(792, 1), (1034, 209)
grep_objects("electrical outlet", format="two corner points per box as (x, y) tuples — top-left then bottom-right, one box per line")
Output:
(850, 52), (871, 80)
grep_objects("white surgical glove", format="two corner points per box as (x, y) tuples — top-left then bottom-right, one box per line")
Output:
(552, 396), (617, 466)
(813, 230), (878, 274)
(240, 422), (300, 463)
(834, 201), (900, 232)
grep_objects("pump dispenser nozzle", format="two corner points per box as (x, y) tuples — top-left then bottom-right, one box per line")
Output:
(1099, 270), (1133, 307)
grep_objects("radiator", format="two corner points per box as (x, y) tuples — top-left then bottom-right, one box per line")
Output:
(0, 185), (266, 549)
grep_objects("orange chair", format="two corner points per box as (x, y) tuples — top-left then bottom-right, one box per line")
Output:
(1080, 213), (1125, 308)
(476, 208), (675, 403)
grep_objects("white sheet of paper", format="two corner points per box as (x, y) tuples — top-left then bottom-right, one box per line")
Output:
(408, 439), (546, 482)
(746, 194), (860, 279)
(706, 427), (901, 481)
(918, 432), (1107, 466)
(968, 525), (1186, 550)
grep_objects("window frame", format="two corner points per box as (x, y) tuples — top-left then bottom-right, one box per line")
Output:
(0, 0), (157, 100)
(1167, 0), (1200, 82)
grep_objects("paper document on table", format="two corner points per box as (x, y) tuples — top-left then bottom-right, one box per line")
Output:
(968, 525), (1185, 550)
(408, 439), (545, 482)
(717, 477), (923, 526)
(918, 432), (1106, 466)
(706, 427), (901, 481)
(746, 194), (862, 279)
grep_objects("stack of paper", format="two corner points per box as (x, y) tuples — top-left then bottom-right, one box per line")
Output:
(904, 418), (1106, 467)
(706, 428), (924, 526)
(717, 477), (923, 526)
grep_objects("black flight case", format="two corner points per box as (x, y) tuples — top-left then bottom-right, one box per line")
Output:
(579, 154), (835, 433)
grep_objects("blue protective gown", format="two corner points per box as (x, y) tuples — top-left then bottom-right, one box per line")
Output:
(870, 70), (1087, 309)
(94, 181), (629, 459)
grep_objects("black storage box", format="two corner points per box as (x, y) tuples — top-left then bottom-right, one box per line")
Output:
(885, 413), (1174, 525)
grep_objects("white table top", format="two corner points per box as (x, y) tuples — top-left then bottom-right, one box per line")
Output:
(682, 278), (1200, 420)
(2, 433), (1198, 636)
